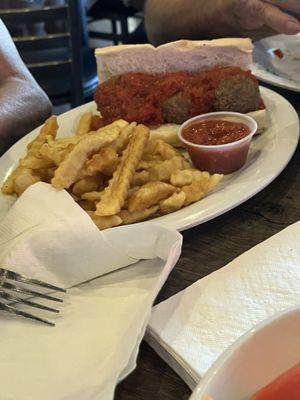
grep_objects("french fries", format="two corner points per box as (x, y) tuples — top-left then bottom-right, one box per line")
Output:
(95, 124), (149, 216)
(84, 147), (118, 177)
(128, 181), (176, 212)
(1, 112), (223, 229)
(51, 125), (122, 189)
(81, 191), (103, 201)
(76, 112), (93, 135)
(132, 170), (150, 186)
(118, 206), (159, 224)
(159, 191), (186, 214)
(89, 213), (122, 230)
(152, 139), (181, 160)
(72, 174), (103, 197)
(182, 173), (222, 206)
(146, 156), (190, 182)
(13, 168), (41, 196)
(170, 169), (204, 186)
(2, 116), (58, 195)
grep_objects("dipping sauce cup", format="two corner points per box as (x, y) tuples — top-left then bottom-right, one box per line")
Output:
(179, 112), (258, 174)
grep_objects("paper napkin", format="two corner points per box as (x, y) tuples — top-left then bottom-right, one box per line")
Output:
(146, 222), (300, 389)
(0, 182), (182, 400)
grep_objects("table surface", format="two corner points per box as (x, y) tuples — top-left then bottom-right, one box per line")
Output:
(115, 85), (300, 400)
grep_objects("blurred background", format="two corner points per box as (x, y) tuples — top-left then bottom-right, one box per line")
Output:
(0, 0), (147, 110)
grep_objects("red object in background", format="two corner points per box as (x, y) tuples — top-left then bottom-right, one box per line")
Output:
(251, 362), (300, 400)
(273, 48), (284, 59)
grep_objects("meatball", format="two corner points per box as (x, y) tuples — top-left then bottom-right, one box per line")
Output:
(162, 92), (191, 124)
(214, 75), (260, 114)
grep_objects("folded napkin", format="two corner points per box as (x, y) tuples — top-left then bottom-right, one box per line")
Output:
(146, 222), (300, 389)
(0, 182), (182, 400)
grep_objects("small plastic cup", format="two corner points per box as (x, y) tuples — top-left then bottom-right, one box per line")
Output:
(178, 112), (258, 174)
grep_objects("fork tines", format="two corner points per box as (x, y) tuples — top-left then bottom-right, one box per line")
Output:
(0, 268), (66, 326)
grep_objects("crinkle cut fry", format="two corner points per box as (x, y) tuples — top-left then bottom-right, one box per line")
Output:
(45, 134), (85, 150)
(182, 181), (205, 206)
(76, 112), (93, 135)
(20, 156), (53, 170)
(87, 118), (128, 137)
(79, 122), (135, 180)
(1, 116), (58, 195)
(153, 139), (181, 160)
(85, 147), (118, 176)
(81, 190), (103, 201)
(13, 167), (41, 196)
(118, 206), (159, 225)
(45, 119), (128, 154)
(72, 174), (103, 197)
(1, 168), (20, 195)
(89, 213), (122, 230)
(76, 146), (119, 180)
(112, 122), (137, 154)
(159, 191), (186, 214)
(128, 181), (176, 212)
(147, 156), (190, 182)
(95, 124), (150, 216)
(132, 170), (150, 186)
(51, 125), (123, 189)
(182, 173), (223, 206)
(39, 143), (72, 166)
(26, 115), (58, 155)
(170, 169), (204, 187)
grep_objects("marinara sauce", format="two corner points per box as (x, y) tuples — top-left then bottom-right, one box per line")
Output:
(182, 120), (251, 146)
(180, 117), (255, 175)
(94, 67), (259, 126)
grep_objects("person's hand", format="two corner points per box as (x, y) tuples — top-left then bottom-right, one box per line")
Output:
(145, 0), (300, 45)
(228, 0), (300, 37)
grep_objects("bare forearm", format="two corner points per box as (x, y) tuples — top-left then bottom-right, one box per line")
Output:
(0, 77), (52, 153)
(145, 0), (234, 45)
(145, 0), (300, 45)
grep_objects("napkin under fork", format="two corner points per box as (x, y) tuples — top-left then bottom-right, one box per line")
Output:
(0, 182), (182, 400)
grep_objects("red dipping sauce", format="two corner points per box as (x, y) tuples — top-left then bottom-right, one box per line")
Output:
(182, 120), (251, 146)
(179, 113), (257, 175)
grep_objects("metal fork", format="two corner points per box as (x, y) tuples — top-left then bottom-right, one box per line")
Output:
(0, 268), (66, 326)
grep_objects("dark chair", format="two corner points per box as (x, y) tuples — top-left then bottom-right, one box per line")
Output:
(87, 0), (147, 45)
(0, 0), (98, 107)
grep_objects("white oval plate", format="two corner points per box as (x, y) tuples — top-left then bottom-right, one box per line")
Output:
(0, 87), (298, 231)
(189, 306), (300, 400)
(253, 34), (300, 92)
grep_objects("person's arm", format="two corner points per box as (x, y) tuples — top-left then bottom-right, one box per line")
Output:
(145, 0), (300, 45)
(0, 19), (52, 153)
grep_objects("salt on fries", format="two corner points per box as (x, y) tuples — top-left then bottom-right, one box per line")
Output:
(1, 113), (223, 229)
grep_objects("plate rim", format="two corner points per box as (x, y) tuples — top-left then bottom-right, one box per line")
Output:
(253, 63), (300, 93)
